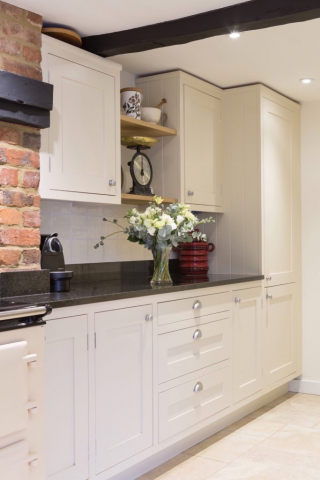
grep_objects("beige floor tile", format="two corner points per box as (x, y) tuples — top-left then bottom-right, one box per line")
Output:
(185, 430), (263, 463)
(287, 393), (320, 410)
(259, 399), (320, 427)
(261, 424), (320, 458)
(206, 445), (320, 479)
(224, 417), (285, 438)
(136, 453), (226, 480)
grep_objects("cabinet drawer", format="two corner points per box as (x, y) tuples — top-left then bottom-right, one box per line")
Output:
(158, 316), (231, 383)
(159, 367), (231, 442)
(158, 292), (230, 326)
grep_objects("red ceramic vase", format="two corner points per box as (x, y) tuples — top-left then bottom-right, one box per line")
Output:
(174, 232), (215, 276)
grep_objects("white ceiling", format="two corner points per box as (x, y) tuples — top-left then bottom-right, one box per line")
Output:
(9, 0), (320, 102)
(9, 0), (248, 36)
(113, 18), (320, 103)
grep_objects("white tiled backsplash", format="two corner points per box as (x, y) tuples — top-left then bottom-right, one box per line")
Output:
(41, 200), (217, 267)
(41, 200), (153, 264)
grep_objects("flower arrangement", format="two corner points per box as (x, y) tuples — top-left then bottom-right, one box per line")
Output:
(95, 196), (214, 285)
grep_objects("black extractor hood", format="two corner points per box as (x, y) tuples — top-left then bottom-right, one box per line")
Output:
(0, 70), (53, 129)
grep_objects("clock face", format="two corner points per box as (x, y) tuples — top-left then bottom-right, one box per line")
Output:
(133, 154), (152, 186)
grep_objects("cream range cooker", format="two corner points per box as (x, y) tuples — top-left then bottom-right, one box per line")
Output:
(0, 301), (51, 480)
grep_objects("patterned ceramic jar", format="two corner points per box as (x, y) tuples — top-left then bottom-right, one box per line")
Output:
(120, 87), (142, 119)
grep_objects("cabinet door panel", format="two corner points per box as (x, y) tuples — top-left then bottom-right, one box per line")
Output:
(45, 316), (88, 480)
(95, 305), (153, 474)
(232, 287), (263, 403)
(262, 97), (300, 286)
(264, 283), (297, 386)
(184, 85), (222, 207)
(0, 441), (30, 480)
(48, 54), (116, 196)
(0, 341), (28, 438)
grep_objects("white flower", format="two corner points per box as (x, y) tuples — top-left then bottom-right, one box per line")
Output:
(161, 214), (177, 230)
(147, 226), (156, 236)
(177, 215), (184, 225)
(144, 218), (153, 228)
(154, 219), (165, 229)
(129, 216), (137, 225)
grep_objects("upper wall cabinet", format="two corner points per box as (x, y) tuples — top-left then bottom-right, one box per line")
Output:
(216, 85), (301, 284)
(40, 36), (122, 204)
(262, 97), (301, 286)
(136, 72), (223, 213)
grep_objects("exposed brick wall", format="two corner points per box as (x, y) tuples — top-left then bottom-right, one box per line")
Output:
(0, 1), (42, 270)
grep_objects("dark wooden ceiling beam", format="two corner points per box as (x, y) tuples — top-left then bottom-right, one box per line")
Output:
(82, 0), (320, 57)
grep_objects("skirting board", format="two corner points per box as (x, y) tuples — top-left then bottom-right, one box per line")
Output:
(290, 379), (320, 396)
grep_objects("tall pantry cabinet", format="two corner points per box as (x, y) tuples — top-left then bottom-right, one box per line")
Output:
(218, 85), (302, 384)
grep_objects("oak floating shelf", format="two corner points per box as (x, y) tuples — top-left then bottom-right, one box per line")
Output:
(121, 194), (178, 205)
(121, 115), (177, 137)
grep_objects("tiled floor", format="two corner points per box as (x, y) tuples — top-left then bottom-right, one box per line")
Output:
(137, 392), (320, 479)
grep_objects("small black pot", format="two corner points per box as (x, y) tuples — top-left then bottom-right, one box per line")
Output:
(50, 271), (73, 292)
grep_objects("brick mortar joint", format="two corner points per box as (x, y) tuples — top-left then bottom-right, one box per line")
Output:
(0, 165), (39, 171)
(1, 185), (39, 192)
(0, 51), (42, 70)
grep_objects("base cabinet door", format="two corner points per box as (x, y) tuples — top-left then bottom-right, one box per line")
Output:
(45, 316), (89, 480)
(264, 283), (297, 386)
(232, 287), (263, 403)
(95, 305), (153, 475)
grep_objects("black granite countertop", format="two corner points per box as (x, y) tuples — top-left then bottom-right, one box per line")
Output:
(2, 273), (264, 309)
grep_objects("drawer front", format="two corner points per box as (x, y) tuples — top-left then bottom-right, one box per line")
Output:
(158, 292), (230, 326)
(159, 367), (231, 442)
(158, 316), (231, 383)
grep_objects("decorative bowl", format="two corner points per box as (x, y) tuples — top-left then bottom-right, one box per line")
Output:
(141, 107), (161, 124)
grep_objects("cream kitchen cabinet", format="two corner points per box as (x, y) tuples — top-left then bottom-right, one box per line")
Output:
(44, 278), (300, 480)
(264, 283), (298, 387)
(94, 304), (153, 475)
(232, 287), (263, 404)
(40, 35), (121, 204)
(262, 97), (301, 287)
(136, 71), (223, 212)
(45, 315), (89, 480)
(217, 85), (301, 287)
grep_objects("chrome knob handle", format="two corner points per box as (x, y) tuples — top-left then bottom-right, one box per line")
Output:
(266, 275), (272, 281)
(193, 381), (203, 393)
(266, 294), (273, 300)
(109, 180), (116, 187)
(234, 297), (241, 303)
(187, 190), (194, 196)
(193, 329), (202, 340)
(145, 314), (153, 321)
(193, 300), (202, 310)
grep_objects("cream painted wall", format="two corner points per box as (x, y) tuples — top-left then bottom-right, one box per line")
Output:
(299, 100), (320, 387)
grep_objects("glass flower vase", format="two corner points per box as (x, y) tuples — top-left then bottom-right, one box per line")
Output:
(151, 245), (173, 286)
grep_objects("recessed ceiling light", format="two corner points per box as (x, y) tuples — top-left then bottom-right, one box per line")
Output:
(300, 78), (314, 84)
(229, 32), (241, 39)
